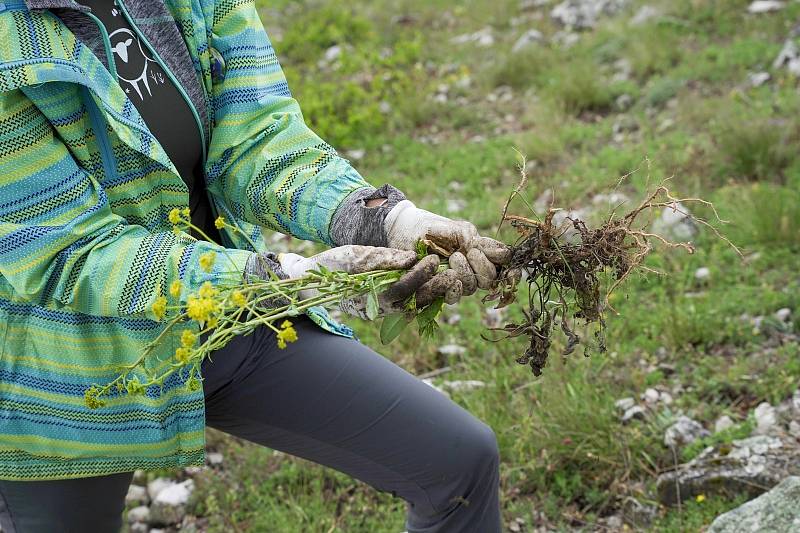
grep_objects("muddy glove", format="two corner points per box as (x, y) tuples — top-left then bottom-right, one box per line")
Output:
(275, 246), (451, 319)
(384, 200), (511, 294)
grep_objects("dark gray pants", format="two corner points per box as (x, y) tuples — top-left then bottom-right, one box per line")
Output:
(0, 316), (501, 532)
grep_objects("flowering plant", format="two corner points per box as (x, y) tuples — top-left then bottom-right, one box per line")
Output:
(84, 210), (425, 409)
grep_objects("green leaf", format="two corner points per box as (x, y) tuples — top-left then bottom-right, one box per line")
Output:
(416, 297), (444, 339)
(366, 291), (379, 321)
(380, 313), (411, 345)
(415, 239), (429, 260)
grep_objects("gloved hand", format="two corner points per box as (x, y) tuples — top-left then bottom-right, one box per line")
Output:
(274, 246), (455, 319)
(383, 200), (511, 294)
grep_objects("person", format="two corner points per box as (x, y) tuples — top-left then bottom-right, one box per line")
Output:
(0, 1), (510, 531)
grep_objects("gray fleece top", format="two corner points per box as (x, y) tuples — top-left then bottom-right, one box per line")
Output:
(24, 0), (405, 249)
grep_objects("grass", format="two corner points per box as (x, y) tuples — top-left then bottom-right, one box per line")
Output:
(138, 0), (800, 530)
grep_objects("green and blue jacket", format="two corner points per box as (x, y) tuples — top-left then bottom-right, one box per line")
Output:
(0, 0), (376, 480)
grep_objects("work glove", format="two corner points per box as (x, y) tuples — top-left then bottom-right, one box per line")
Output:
(251, 246), (453, 320)
(384, 200), (512, 296)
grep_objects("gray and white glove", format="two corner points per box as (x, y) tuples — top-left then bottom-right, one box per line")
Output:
(276, 246), (448, 319)
(384, 200), (511, 296)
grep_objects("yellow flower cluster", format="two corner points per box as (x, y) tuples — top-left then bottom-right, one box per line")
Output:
(175, 347), (191, 364)
(152, 296), (167, 321)
(84, 385), (106, 410)
(214, 216), (226, 229)
(170, 280), (182, 298)
(231, 290), (247, 308)
(187, 294), (218, 325)
(168, 207), (191, 225)
(199, 251), (216, 273)
(276, 320), (298, 349)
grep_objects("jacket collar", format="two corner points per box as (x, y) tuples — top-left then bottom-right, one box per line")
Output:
(24, 0), (89, 12)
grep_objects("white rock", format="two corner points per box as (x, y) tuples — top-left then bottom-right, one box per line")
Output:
(207, 452), (224, 466)
(747, 1), (784, 14)
(450, 27), (495, 47)
(789, 420), (800, 438)
(754, 402), (778, 435)
(551, 0), (628, 29)
(664, 416), (710, 448)
(130, 523), (148, 533)
(323, 45), (342, 62)
(154, 479), (194, 507)
(773, 40), (800, 76)
(345, 149), (366, 161)
(592, 191), (630, 206)
(622, 405), (647, 423)
(715, 415), (735, 433)
(615, 93), (633, 111)
(748, 71), (771, 87)
(695, 267), (711, 281)
(792, 389), (800, 413)
(615, 397), (636, 411)
(651, 201), (698, 241)
(660, 392), (674, 405)
(521, 0), (552, 9)
(631, 5), (660, 25)
(512, 29), (545, 52)
(127, 506), (150, 524)
(775, 308), (792, 322)
(441, 380), (487, 392)
(446, 198), (466, 213)
(150, 480), (194, 526)
(642, 388), (660, 404)
(126, 484), (149, 506)
(437, 344), (467, 357)
(378, 101), (392, 114)
(147, 478), (175, 501)
(484, 307), (507, 328)
(553, 30), (580, 46)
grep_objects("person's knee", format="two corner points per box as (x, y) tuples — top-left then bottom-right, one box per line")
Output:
(468, 421), (500, 473)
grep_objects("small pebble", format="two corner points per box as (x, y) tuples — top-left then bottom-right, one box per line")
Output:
(695, 267), (711, 281)
(715, 415), (735, 433)
(775, 308), (792, 323)
(622, 406), (647, 423)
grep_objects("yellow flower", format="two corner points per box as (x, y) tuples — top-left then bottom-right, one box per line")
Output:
(152, 296), (167, 321)
(276, 319), (298, 349)
(84, 386), (106, 410)
(168, 208), (182, 225)
(175, 347), (191, 364)
(198, 281), (218, 299)
(187, 295), (217, 324)
(695, 494), (706, 503)
(231, 290), (247, 308)
(181, 329), (197, 348)
(199, 251), (216, 273)
(207, 316), (219, 329)
(126, 377), (144, 395)
(182, 207), (190, 218)
(214, 216), (226, 229)
(170, 280), (182, 298)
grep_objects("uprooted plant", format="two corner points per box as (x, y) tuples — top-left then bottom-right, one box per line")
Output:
(85, 159), (738, 408)
(477, 157), (740, 376)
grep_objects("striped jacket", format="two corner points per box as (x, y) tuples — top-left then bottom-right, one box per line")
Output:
(0, 0), (373, 480)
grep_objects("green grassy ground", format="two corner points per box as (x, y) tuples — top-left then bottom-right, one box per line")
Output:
(183, 1), (800, 530)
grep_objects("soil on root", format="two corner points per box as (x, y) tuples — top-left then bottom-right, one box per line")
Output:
(482, 180), (737, 377)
